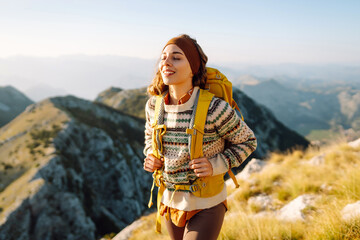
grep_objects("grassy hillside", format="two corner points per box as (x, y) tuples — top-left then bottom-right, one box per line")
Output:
(122, 140), (360, 240)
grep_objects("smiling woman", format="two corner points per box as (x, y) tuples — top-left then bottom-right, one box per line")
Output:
(148, 35), (208, 99)
(160, 45), (193, 102)
(143, 34), (257, 240)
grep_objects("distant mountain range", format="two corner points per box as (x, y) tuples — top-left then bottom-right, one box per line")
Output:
(0, 86), (33, 128)
(1, 55), (359, 101)
(237, 79), (360, 139)
(223, 63), (360, 90)
(24, 83), (69, 102)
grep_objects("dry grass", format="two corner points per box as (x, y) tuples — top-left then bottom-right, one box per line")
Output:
(128, 213), (170, 240)
(127, 140), (360, 240)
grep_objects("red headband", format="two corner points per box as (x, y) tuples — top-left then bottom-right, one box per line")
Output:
(163, 36), (201, 75)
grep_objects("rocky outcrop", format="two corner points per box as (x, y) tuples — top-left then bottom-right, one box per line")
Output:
(0, 85), (34, 127)
(248, 194), (274, 211)
(341, 201), (360, 221)
(0, 95), (152, 240)
(348, 138), (360, 148)
(236, 158), (266, 181)
(277, 194), (316, 222)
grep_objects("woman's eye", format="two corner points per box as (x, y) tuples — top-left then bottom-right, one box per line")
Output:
(160, 55), (180, 61)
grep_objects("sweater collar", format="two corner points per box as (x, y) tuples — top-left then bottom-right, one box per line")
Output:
(164, 87), (199, 113)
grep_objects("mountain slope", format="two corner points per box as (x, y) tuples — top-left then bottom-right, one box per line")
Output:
(239, 80), (360, 137)
(0, 86), (34, 128)
(95, 87), (148, 119)
(0, 95), (151, 240)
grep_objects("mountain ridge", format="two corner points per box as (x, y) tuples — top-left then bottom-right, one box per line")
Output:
(0, 95), (151, 239)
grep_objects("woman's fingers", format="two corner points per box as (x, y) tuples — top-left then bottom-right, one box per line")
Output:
(189, 157), (213, 177)
(143, 154), (163, 172)
(190, 162), (207, 170)
(194, 168), (211, 177)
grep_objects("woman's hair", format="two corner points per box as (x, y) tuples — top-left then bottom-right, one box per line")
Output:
(147, 34), (208, 96)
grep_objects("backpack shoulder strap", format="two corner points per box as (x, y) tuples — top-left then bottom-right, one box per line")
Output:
(154, 95), (163, 124)
(152, 95), (166, 159)
(186, 89), (214, 159)
(150, 95), (167, 233)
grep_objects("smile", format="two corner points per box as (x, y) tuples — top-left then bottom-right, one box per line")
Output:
(163, 70), (175, 76)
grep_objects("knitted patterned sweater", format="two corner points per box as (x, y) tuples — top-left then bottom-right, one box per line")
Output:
(144, 87), (257, 211)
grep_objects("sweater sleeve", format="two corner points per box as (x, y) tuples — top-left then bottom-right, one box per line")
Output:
(209, 99), (257, 173)
(143, 98), (154, 157)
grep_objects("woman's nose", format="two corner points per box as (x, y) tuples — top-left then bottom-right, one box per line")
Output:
(163, 57), (172, 66)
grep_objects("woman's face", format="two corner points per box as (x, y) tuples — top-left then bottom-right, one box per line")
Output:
(159, 44), (193, 87)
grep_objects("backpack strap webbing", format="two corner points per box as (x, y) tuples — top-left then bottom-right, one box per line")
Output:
(152, 95), (166, 159)
(148, 94), (167, 233)
(186, 89), (214, 160)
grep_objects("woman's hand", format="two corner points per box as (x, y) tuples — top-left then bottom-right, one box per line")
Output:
(189, 157), (213, 177)
(143, 154), (163, 172)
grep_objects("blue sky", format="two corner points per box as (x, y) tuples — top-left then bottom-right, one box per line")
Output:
(1, 0), (359, 64)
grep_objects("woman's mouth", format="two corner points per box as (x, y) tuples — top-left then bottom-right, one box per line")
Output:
(162, 70), (175, 77)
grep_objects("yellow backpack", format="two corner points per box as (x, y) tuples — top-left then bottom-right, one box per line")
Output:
(148, 67), (242, 233)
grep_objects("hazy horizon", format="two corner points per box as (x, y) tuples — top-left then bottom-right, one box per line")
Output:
(1, 54), (359, 102)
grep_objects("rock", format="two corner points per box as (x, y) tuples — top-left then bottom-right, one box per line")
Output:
(341, 201), (360, 221)
(248, 194), (274, 211)
(238, 158), (266, 181)
(277, 194), (316, 222)
(348, 138), (360, 148)
(320, 183), (333, 193)
(307, 153), (326, 166)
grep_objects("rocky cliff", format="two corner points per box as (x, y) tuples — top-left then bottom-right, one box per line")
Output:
(0, 86), (34, 128)
(0, 95), (151, 240)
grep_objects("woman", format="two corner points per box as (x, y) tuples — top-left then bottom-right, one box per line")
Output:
(143, 34), (257, 240)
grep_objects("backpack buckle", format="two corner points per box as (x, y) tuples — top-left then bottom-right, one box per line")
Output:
(189, 184), (199, 193)
(164, 182), (175, 189)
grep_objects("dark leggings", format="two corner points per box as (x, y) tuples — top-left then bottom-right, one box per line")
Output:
(164, 203), (226, 240)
